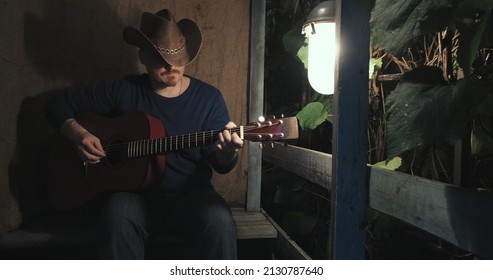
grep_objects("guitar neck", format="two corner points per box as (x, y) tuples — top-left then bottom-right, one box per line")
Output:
(124, 127), (243, 158)
(103, 116), (297, 160)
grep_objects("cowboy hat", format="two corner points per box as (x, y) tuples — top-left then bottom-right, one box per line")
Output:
(123, 9), (202, 66)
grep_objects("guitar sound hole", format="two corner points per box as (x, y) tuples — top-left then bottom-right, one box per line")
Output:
(105, 139), (127, 167)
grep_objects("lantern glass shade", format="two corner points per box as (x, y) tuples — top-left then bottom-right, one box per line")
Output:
(302, 1), (336, 95)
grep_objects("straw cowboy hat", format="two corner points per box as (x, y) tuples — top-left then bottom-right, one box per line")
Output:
(123, 9), (202, 66)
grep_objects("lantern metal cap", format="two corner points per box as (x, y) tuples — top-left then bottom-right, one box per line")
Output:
(303, 0), (335, 28)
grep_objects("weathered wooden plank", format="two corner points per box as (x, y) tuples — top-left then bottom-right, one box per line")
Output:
(369, 167), (493, 259)
(236, 219), (273, 226)
(330, 0), (371, 259)
(246, 0), (266, 212)
(264, 144), (493, 258)
(232, 208), (277, 239)
(262, 210), (311, 260)
(233, 213), (269, 222)
(263, 144), (332, 189)
(236, 224), (277, 240)
(0, 207), (276, 250)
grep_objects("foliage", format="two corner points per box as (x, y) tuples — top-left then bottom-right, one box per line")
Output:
(371, 0), (493, 75)
(373, 157), (402, 171)
(265, 0), (493, 260)
(280, 1), (335, 125)
(385, 66), (491, 158)
(262, 168), (330, 259)
(263, 0), (331, 260)
(371, 0), (493, 188)
(370, 0), (456, 56)
(296, 102), (327, 130)
(367, 0), (493, 256)
(279, 0), (493, 170)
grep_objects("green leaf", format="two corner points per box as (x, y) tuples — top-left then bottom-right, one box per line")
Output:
(296, 102), (328, 130)
(371, 0), (456, 55)
(297, 39), (308, 69)
(282, 21), (305, 61)
(311, 94), (334, 122)
(471, 122), (493, 156)
(373, 157), (403, 170)
(454, 1), (493, 75)
(369, 56), (383, 79)
(386, 66), (490, 158)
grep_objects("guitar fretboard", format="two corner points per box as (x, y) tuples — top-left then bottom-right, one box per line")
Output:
(109, 127), (243, 159)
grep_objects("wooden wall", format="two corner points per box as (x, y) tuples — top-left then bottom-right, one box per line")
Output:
(0, 0), (250, 236)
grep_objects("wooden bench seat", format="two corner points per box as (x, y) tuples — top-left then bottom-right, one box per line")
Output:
(0, 208), (277, 251)
(232, 208), (277, 239)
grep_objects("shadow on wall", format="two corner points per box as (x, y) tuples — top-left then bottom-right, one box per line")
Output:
(10, 1), (141, 223)
(9, 90), (64, 221)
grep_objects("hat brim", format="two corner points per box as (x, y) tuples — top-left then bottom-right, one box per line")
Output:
(123, 18), (202, 67)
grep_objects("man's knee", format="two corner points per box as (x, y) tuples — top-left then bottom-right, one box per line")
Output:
(200, 204), (236, 236)
(100, 192), (147, 231)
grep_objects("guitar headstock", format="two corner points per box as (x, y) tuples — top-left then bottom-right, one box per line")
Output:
(241, 116), (299, 142)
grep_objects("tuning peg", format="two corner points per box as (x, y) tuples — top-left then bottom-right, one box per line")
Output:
(259, 143), (264, 149)
(257, 116), (265, 122)
(270, 142), (275, 149)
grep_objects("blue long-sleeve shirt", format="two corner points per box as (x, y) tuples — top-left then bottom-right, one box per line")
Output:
(45, 74), (237, 193)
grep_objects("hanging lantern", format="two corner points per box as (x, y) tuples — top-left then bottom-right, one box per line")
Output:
(302, 1), (337, 95)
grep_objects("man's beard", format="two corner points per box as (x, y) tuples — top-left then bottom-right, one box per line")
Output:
(160, 70), (181, 86)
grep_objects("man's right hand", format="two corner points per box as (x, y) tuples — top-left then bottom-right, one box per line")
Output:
(61, 118), (106, 164)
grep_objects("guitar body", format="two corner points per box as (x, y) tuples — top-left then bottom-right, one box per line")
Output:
(47, 111), (298, 211)
(47, 112), (166, 211)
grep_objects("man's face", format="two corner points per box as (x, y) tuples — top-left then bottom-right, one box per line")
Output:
(140, 50), (185, 87)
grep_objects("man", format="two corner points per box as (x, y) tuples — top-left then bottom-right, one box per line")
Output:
(45, 9), (243, 259)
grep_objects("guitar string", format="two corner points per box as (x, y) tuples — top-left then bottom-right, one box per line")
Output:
(103, 125), (261, 152)
(103, 124), (277, 154)
(104, 127), (243, 155)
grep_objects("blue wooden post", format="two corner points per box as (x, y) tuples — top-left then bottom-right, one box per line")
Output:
(247, 0), (266, 212)
(330, 0), (371, 259)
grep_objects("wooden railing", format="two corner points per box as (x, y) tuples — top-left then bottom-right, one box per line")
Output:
(263, 144), (493, 259)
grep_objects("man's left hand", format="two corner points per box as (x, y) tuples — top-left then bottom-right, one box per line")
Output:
(216, 122), (244, 164)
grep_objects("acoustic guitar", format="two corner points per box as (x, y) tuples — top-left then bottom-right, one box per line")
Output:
(47, 111), (298, 211)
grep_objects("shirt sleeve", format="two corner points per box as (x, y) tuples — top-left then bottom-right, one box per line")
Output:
(201, 89), (238, 174)
(45, 80), (124, 130)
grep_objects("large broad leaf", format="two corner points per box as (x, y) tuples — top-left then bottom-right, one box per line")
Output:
(279, 25), (308, 69)
(371, 0), (456, 55)
(386, 66), (491, 158)
(454, 0), (493, 75)
(296, 102), (328, 130)
(282, 21), (305, 62)
(311, 93), (334, 122)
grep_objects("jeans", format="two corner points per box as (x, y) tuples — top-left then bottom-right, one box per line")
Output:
(97, 186), (237, 259)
